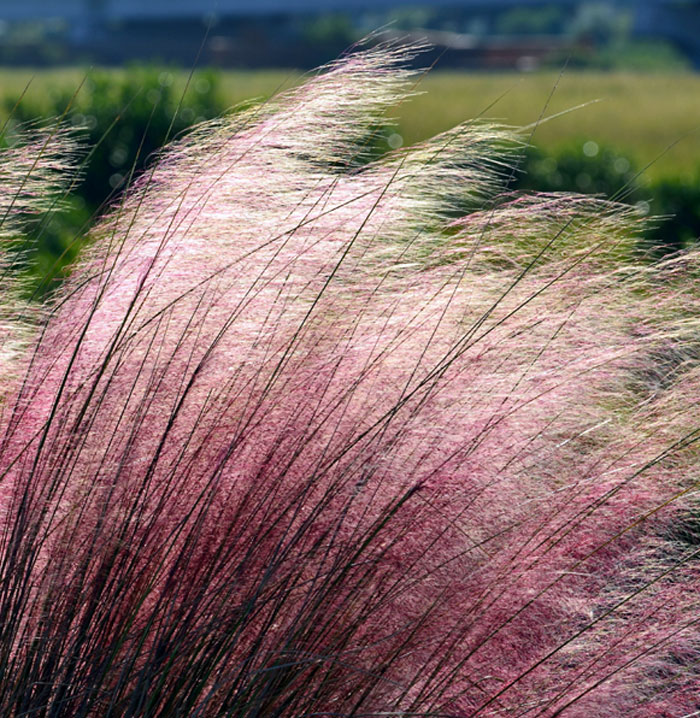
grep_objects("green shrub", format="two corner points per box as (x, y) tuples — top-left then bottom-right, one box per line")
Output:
(5, 65), (224, 209)
(2, 66), (225, 295)
(515, 140), (641, 199)
(515, 142), (700, 256)
(647, 173), (700, 254)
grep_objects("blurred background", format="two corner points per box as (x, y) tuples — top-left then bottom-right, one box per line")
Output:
(2, 0), (699, 70)
(1, 0), (699, 292)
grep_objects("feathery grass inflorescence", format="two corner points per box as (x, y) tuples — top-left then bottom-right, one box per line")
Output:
(0, 123), (83, 395)
(0, 44), (699, 716)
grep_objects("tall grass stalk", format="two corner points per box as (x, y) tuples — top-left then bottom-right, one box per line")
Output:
(0, 45), (699, 716)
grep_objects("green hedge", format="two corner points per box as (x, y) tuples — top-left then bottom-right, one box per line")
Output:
(513, 141), (700, 256)
(3, 66), (225, 294)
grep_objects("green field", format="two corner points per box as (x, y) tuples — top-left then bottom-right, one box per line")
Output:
(2, 68), (700, 180)
(396, 71), (700, 181)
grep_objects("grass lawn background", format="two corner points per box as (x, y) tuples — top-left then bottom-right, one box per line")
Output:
(2, 68), (699, 182)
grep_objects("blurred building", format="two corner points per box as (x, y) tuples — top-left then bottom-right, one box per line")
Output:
(0, 0), (698, 68)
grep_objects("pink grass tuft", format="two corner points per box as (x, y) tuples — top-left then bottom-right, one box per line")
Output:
(0, 45), (699, 716)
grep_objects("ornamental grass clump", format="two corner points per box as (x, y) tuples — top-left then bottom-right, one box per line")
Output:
(0, 45), (699, 716)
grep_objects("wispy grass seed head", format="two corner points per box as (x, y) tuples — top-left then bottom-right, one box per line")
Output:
(0, 45), (699, 717)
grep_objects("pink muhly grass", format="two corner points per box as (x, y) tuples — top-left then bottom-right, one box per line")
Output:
(0, 44), (699, 716)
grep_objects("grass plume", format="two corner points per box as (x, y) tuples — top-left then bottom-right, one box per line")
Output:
(0, 44), (699, 716)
